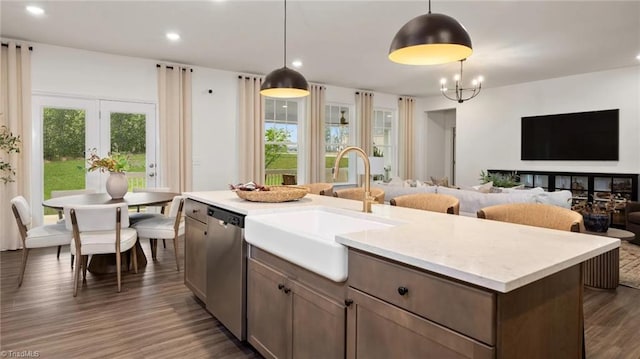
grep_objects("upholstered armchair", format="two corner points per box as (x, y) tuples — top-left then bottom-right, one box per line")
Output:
(626, 201), (640, 243)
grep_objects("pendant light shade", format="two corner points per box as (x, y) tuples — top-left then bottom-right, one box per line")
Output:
(389, 11), (472, 65)
(260, 0), (309, 98)
(261, 66), (310, 98)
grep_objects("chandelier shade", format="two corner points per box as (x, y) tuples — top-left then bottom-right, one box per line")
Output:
(389, 7), (472, 65)
(261, 67), (309, 98)
(260, 0), (309, 98)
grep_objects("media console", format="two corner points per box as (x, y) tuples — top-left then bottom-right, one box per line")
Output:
(488, 170), (638, 228)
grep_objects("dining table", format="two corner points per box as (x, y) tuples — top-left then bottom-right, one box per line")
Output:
(43, 191), (180, 274)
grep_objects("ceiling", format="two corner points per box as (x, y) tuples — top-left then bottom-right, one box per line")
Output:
(1, 0), (639, 97)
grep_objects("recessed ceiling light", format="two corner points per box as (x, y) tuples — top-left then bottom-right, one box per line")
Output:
(166, 32), (181, 41)
(636, 54), (640, 61)
(291, 60), (303, 68)
(26, 5), (44, 16)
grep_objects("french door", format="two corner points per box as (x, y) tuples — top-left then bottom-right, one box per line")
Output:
(32, 95), (156, 223)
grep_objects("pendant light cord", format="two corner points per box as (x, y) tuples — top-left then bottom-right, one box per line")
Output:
(428, 0), (431, 14)
(283, 0), (287, 67)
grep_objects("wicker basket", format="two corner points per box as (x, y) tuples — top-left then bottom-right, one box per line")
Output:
(234, 186), (309, 203)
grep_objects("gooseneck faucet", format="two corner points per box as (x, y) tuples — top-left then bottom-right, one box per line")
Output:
(333, 146), (376, 213)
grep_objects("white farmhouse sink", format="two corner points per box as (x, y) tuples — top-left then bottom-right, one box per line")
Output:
(245, 206), (400, 282)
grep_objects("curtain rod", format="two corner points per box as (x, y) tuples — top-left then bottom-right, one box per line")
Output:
(1, 43), (33, 51)
(156, 64), (193, 72)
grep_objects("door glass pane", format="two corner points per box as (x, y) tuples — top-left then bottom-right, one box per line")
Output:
(110, 112), (147, 190)
(42, 108), (86, 215)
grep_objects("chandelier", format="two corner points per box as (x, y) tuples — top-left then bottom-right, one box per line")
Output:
(439, 59), (483, 103)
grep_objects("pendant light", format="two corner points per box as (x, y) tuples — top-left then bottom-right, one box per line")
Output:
(389, 0), (472, 65)
(260, 0), (309, 98)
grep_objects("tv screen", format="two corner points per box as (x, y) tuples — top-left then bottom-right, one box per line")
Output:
(521, 109), (619, 161)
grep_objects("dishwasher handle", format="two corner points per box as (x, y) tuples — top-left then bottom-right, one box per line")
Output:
(207, 206), (245, 228)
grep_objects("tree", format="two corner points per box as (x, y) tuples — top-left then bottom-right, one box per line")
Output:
(265, 127), (290, 168)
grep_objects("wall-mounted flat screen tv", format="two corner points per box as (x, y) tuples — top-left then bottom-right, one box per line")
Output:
(521, 109), (619, 161)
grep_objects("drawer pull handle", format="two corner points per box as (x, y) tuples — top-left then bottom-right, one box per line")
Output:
(278, 284), (285, 291)
(192, 209), (199, 213)
(397, 286), (409, 296)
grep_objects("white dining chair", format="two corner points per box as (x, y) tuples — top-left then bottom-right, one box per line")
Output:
(65, 203), (138, 296)
(10, 195), (73, 287)
(131, 196), (184, 271)
(51, 188), (96, 266)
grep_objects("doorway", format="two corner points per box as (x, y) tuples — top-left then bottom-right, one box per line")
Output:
(32, 95), (156, 222)
(425, 109), (456, 185)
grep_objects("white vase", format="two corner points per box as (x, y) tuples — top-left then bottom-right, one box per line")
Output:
(106, 172), (128, 199)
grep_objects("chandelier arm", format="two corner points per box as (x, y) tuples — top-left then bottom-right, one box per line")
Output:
(440, 91), (459, 102)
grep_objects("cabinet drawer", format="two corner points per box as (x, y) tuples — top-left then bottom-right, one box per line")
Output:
(347, 288), (494, 359)
(348, 250), (495, 345)
(185, 199), (208, 223)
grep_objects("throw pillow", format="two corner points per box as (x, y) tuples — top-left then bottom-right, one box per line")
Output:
(430, 176), (449, 187)
(472, 181), (493, 193)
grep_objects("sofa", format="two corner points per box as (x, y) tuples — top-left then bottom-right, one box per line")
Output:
(373, 181), (573, 217)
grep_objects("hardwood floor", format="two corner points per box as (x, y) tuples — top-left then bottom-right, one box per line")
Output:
(2, 240), (640, 358)
(0, 238), (260, 359)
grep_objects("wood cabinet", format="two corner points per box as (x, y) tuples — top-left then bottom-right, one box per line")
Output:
(346, 249), (584, 359)
(184, 199), (208, 302)
(247, 257), (346, 359)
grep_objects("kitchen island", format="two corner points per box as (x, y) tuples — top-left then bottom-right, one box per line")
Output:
(184, 190), (618, 359)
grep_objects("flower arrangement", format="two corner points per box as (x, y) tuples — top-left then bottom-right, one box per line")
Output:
(87, 148), (131, 173)
(572, 194), (627, 232)
(0, 125), (21, 183)
(572, 194), (626, 215)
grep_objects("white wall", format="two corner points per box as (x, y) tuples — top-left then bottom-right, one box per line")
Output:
(30, 43), (403, 192)
(417, 66), (640, 186)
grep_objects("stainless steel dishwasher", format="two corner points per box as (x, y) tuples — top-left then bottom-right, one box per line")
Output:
(206, 206), (247, 341)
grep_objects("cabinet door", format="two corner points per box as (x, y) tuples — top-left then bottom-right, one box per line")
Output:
(247, 258), (291, 359)
(184, 217), (207, 301)
(346, 288), (494, 359)
(290, 280), (345, 359)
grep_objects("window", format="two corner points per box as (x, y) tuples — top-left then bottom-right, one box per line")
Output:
(324, 104), (352, 183)
(373, 109), (396, 180)
(264, 98), (300, 185)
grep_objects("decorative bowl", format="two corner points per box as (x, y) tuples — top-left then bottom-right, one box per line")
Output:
(234, 186), (308, 203)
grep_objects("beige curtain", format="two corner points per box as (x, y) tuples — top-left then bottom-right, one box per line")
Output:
(398, 96), (415, 179)
(1, 42), (32, 250)
(157, 64), (193, 193)
(238, 76), (264, 183)
(356, 91), (374, 155)
(306, 84), (326, 183)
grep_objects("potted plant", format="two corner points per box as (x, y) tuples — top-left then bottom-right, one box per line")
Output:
(572, 194), (626, 233)
(87, 148), (131, 199)
(479, 170), (520, 188)
(0, 125), (21, 184)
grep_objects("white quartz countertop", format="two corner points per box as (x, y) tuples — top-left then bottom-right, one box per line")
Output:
(185, 191), (619, 293)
